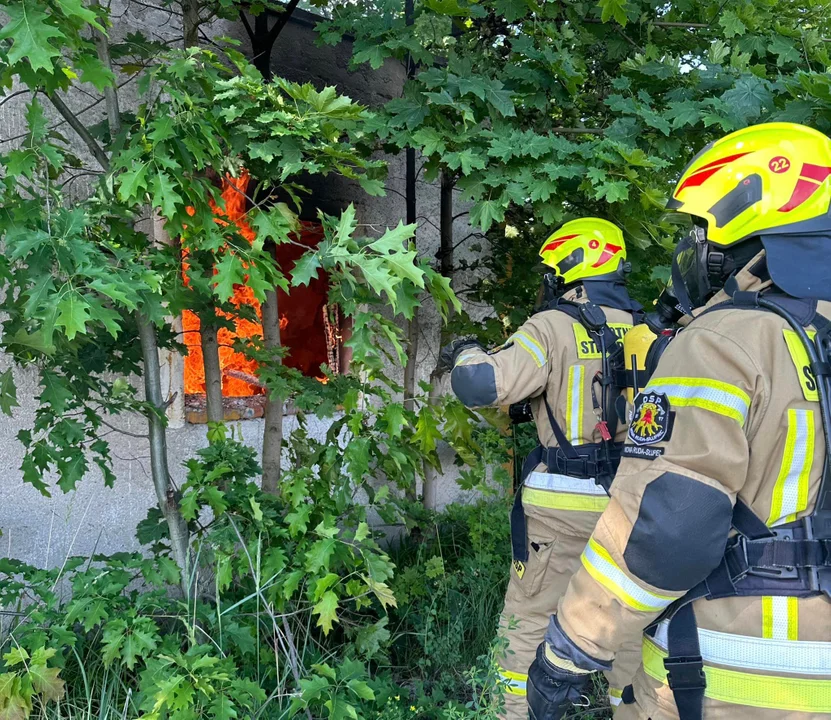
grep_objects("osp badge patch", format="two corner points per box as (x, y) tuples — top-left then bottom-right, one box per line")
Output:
(628, 392), (672, 446)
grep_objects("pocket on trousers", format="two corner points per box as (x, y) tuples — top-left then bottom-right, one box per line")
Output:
(515, 534), (556, 598)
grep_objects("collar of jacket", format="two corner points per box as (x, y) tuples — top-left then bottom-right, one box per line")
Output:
(581, 280), (642, 312)
(694, 250), (774, 317)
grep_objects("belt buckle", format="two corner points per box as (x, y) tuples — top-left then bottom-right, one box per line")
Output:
(663, 656), (706, 691)
(746, 529), (799, 580)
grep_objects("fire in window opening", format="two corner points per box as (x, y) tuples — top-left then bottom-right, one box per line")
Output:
(182, 172), (345, 423)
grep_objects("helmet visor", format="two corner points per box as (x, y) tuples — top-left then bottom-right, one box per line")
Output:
(670, 225), (711, 314)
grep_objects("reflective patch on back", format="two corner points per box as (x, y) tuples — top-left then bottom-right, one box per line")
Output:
(783, 329), (819, 401)
(573, 323), (631, 359)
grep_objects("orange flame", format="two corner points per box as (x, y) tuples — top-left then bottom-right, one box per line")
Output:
(183, 172), (264, 397)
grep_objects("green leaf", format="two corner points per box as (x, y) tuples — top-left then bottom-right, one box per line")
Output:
(117, 162), (149, 202)
(249, 496), (263, 522)
(769, 35), (801, 65)
(151, 172), (183, 218)
(291, 252), (322, 287)
(0, 0), (64, 73)
(0, 370), (18, 416)
(362, 574), (397, 609)
(469, 199), (505, 232)
(353, 44), (387, 69)
(721, 76), (773, 121)
(665, 101), (701, 129)
(368, 221), (416, 255)
(56, 293), (91, 340)
(360, 257), (400, 307)
(381, 403), (407, 438)
(486, 82), (516, 117)
(412, 127), (447, 156)
(347, 680), (375, 701)
(210, 694), (238, 720)
(312, 591), (339, 634)
(54, 0), (102, 26)
(383, 249), (425, 289)
(354, 521), (370, 543)
(414, 408), (442, 454)
(74, 53), (115, 90)
(358, 177), (386, 196)
(305, 537), (337, 573)
(595, 180), (630, 203)
(66, 597), (108, 631)
(719, 10), (747, 38)
(598, 0), (627, 26)
(28, 648), (64, 702)
(214, 252), (245, 302)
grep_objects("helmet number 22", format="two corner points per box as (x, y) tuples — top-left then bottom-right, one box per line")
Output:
(769, 156), (791, 174)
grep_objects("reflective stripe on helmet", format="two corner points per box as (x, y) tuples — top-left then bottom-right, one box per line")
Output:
(581, 537), (676, 612)
(645, 376), (750, 426)
(768, 408), (815, 526)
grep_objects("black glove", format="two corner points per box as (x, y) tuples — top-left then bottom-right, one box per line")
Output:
(437, 337), (484, 375)
(526, 643), (589, 720)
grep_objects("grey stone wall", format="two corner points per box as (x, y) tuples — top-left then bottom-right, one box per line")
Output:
(0, 4), (487, 567)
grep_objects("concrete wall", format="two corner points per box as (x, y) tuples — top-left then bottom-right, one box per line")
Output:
(0, 3), (486, 567)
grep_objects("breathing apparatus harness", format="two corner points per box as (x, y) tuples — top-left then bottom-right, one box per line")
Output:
(510, 278), (643, 571)
(643, 281), (831, 720)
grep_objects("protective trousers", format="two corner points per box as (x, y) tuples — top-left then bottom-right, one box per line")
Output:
(497, 497), (641, 720)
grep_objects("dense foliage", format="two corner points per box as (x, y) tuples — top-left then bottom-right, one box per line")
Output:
(1, 0), (831, 717)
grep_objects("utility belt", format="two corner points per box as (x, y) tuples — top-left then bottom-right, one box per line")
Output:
(510, 441), (621, 566)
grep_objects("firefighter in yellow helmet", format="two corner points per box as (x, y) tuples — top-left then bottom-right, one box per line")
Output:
(526, 122), (831, 720)
(438, 218), (643, 718)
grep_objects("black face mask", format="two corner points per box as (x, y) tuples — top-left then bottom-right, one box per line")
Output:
(670, 225), (766, 314)
(536, 272), (564, 309)
(670, 226), (711, 315)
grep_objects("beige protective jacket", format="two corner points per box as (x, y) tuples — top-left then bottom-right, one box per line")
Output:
(450, 285), (641, 716)
(548, 259), (831, 719)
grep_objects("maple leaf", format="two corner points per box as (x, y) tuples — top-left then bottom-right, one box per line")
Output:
(0, 0), (64, 73)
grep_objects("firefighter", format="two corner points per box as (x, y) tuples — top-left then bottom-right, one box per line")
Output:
(525, 122), (831, 720)
(439, 218), (643, 719)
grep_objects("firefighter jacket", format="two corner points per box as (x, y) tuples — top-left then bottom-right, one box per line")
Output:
(546, 255), (831, 719)
(449, 284), (642, 716)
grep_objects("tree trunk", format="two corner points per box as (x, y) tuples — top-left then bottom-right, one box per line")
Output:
(260, 285), (283, 494)
(137, 312), (191, 592)
(182, 0), (200, 48)
(199, 316), (224, 424)
(421, 172), (456, 511)
(439, 172), (454, 277)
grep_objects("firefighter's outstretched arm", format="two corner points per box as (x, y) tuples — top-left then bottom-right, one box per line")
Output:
(526, 321), (766, 720)
(445, 316), (554, 408)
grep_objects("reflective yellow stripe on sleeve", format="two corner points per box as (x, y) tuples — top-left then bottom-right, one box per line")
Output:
(762, 596), (799, 641)
(581, 536), (676, 612)
(768, 409), (815, 526)
(566, 365), (584, 444)
(508, 331), (547, 368)
(498, 668), (527, 696)
(608, 687), (623, 707)
(643, 636), (831, 713)
(645, 377), (751, 426)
